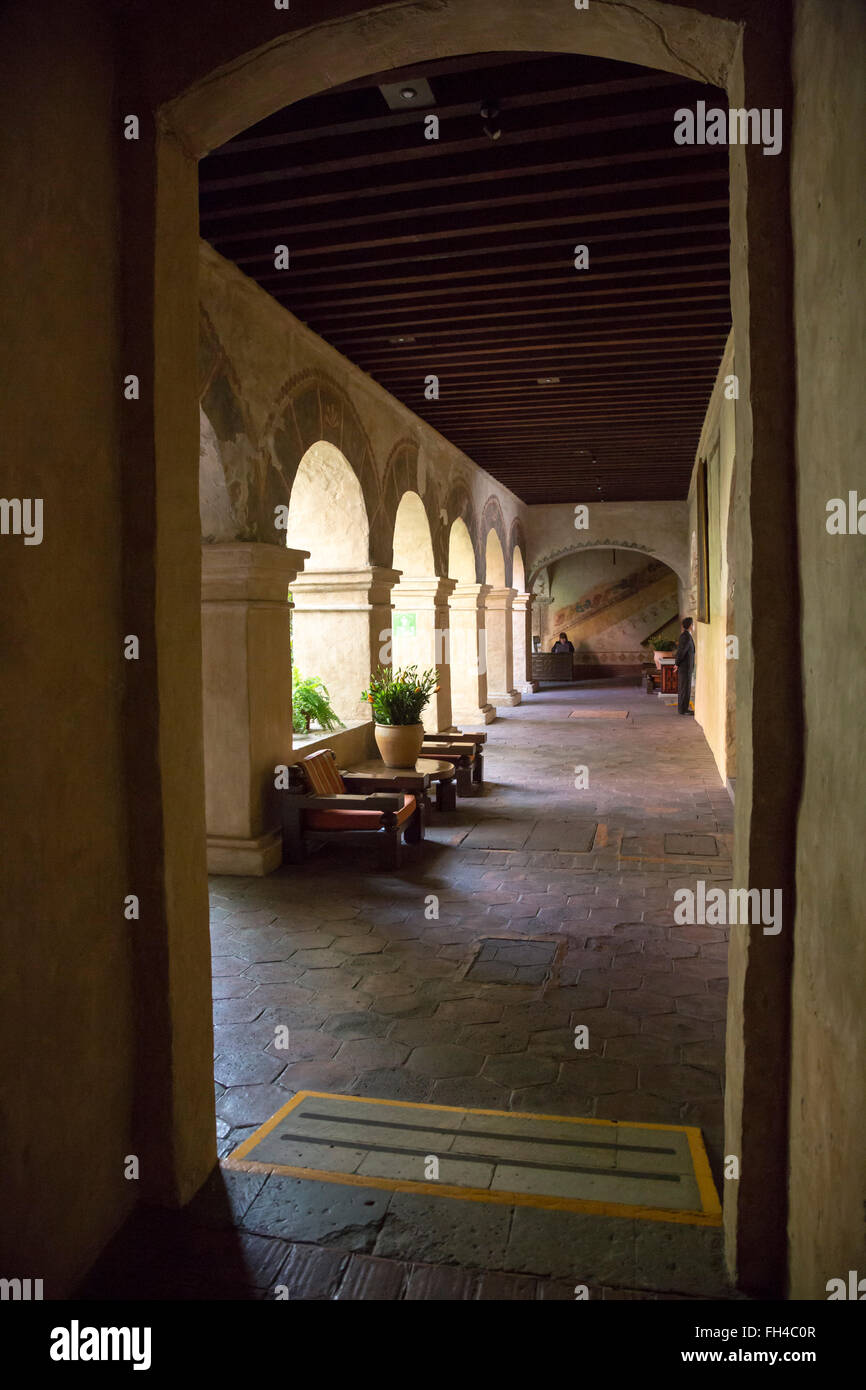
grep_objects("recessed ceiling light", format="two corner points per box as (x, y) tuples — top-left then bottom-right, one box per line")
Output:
(379, 78), (436, 111)
(537, 377), (560, 385)
(388, 335), (417, 345)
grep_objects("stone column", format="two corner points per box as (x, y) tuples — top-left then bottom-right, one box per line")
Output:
(512, 591), (539, 693)
(391, 575), (456, 732)
(448, 582), (495, 725)
(485, 587), (521, 706)
(290, 566), (401, 725)
(201, 542), (308, 876)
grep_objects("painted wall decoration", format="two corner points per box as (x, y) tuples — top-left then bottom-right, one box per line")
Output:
(543, 550), (679, 664)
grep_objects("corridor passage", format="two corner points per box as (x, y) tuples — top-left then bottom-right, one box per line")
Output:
(85, 679), (735, 1300)
(202, 679), (734, 1299)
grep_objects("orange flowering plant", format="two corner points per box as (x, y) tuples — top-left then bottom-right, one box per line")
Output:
(361, 665), (439, 725)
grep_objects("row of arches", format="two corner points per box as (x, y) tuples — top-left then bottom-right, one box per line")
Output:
(283, 442), (532, 732)
(198, 355), (528, 588)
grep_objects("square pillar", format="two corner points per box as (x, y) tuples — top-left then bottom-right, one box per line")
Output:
(290, 566), (401, 725)
(486, 587), (521, 706)
(512, 591), (539, 693)
(449, 582), (495, 725)
(392, 575), (456, 732)
(201, 543), (308, 875)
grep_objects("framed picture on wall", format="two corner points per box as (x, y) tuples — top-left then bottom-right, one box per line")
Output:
(696, 458), (711, 623)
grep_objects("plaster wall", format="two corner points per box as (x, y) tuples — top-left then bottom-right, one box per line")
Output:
(0, 0), (136, 1293)
(689, 338), (737, 783)
(199, 243), (528, 582)
(526, 500), (689, 590)
(787, 0), (866, 1299)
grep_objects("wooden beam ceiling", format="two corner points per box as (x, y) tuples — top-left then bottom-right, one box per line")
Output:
(199, 52), (731, 504)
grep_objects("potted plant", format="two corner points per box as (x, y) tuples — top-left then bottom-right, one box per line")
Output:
(292, 665), (343, 736)
(362, 665), (439, 767)
(646, 637), (677, 669)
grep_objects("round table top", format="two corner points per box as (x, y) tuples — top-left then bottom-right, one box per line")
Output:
(347, 757), (454, 780)
(415, 758), (455, 779)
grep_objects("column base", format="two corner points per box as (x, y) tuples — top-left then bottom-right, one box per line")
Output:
(453, 704), (496, 726)
(519, 680), (540, 694)
(206, 830), (282, 877)
(489, 690), (522, 707)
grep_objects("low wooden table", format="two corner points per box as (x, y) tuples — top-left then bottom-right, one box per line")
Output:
(420, 738), (480, 795)
(343, 757), (457, 813)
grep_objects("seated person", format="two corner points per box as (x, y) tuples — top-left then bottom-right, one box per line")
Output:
(552, 631), (575, 654)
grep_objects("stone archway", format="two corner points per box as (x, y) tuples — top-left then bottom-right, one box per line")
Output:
(392, 490), (453, 731)
(448, 515), (493, 724)
(484, 527), (520, 707)
(287, 440), (393, 728)
(142, 0), (802, 1295)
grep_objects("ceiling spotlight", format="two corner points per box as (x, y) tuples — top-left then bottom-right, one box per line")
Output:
(388, 334), (417, 345)
(537, 377), (560, 386)
(480, 99), (502, 141)
(379, 78), (436, 111)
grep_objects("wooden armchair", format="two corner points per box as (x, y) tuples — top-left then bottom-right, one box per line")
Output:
(422, 730), (485, 793)
(280, 748), (424, 868)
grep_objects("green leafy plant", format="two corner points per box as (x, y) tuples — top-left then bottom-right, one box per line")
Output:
(292, 665), (343, 735)
(361, 665), (439, 726)
(647, 637), (677, 652)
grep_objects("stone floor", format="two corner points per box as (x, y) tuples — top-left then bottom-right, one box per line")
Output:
(84, 678), (737, 1301)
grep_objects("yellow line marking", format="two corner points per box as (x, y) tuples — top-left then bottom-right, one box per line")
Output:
(223, 1091), (722, 1228)
(686, 1126), (723, 1219)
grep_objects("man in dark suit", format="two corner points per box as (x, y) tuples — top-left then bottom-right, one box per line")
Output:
(674, 617), (695, 715)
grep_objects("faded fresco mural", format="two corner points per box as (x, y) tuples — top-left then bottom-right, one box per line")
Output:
(542, 551), (679, 667)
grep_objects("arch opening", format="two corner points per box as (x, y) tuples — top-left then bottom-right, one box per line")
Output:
(391, 491), (451, 731)
(287, 441), (373, 730)
(448, 516), (477, 585)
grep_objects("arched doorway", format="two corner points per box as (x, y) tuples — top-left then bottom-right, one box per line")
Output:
(142, 0), (802, 1296)
(542, 547), (680, 682)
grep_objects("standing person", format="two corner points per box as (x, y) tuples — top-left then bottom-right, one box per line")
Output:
(552, 632), (575, 654)
(674, 617), (695, 715)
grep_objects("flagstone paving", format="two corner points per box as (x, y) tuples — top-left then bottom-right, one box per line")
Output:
(198, 680), (733, 1298)
(83, 679), (737, 1300)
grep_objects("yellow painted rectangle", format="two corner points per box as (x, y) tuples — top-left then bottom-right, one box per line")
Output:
(223, 1091), (722, 1228)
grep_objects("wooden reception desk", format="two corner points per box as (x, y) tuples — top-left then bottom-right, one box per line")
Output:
(530, 652), (573, 682)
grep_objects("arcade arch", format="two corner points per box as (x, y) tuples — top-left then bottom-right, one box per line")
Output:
(287, 441), (379, 729)
(391, 491), (453, 731)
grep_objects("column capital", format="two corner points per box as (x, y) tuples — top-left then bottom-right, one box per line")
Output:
(202, 541), (308, 602)
(291, 566), (402, 608)
(485, 586), (517, 608)
(512, 591), (533, 612)
(449, 582), (492, 611)
(393, 574), (457, 606)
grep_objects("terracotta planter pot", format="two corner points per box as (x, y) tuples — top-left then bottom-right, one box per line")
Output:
(375, 722), (425, 768)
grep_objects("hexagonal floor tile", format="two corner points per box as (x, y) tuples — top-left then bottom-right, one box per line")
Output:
(405, 1044), (484, 1078)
